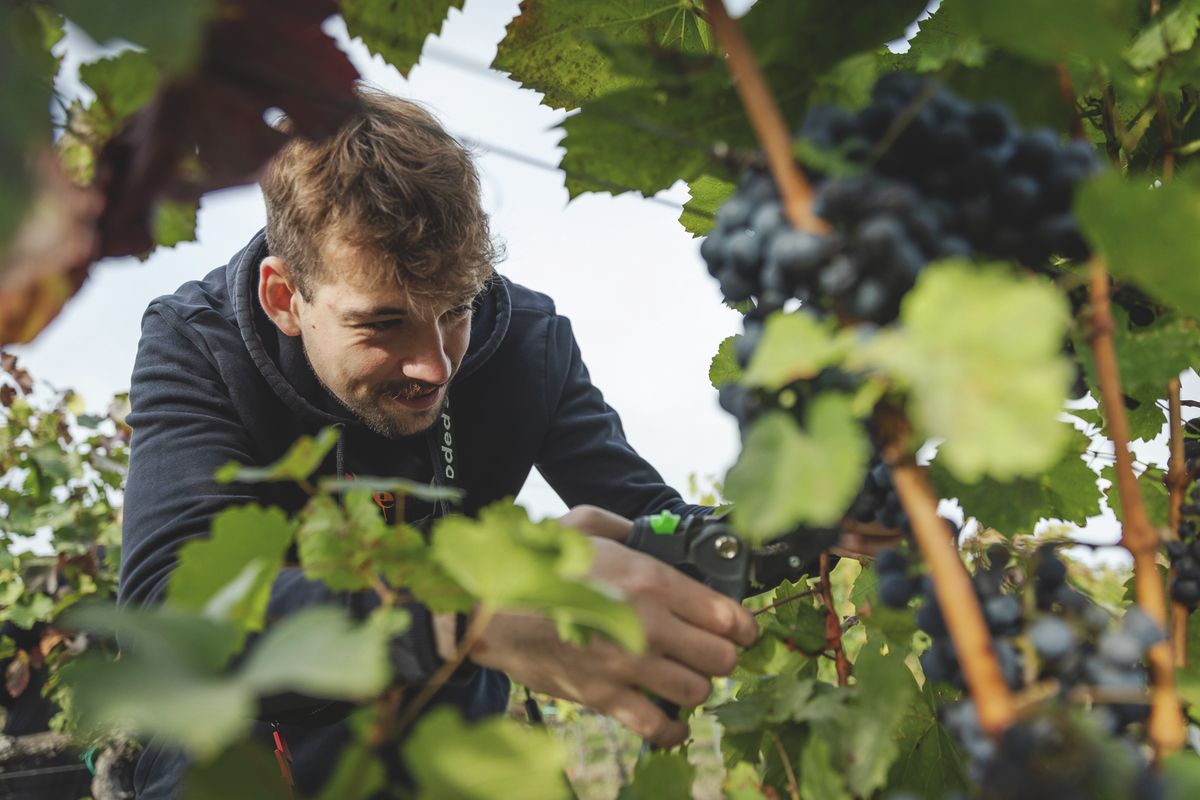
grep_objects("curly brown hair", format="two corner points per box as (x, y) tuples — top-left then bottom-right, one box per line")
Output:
(260, 87), (499, 307)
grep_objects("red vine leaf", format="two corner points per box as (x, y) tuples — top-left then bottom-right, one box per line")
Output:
(5, 651), (31, 699)
(95, 0), (361, 257)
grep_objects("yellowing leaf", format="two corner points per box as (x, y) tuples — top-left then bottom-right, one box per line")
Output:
(743, 311), (848, 390)
(725, 396), (869, 545)
(855, 262), (1073, 482)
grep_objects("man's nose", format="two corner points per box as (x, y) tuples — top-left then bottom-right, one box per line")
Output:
(402, 322), (453, 385)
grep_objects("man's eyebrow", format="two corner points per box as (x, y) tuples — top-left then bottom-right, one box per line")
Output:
(341, 306), (409, 322)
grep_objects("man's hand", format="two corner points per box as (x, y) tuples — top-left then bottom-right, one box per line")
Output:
(465, 536), (758, 747)
(556, 503), (633, 542)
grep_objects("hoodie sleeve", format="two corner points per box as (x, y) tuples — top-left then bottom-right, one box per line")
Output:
(534, 315), (710, 521)
(119, 306), (447, 710)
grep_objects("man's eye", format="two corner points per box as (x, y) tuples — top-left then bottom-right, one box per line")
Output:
(448, 304), (473, 318)
(361, 320), (398, 332)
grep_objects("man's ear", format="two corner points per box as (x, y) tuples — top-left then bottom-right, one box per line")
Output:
(259, 256), (303, 337)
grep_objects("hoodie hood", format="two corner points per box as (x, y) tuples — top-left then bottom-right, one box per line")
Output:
(227, 229), (512, 431)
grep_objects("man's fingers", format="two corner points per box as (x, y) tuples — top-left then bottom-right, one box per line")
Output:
(593, 686), (690, 748)
(627, 654), (714, 709)
(558, 505), (633, 542)
(641, 605), (741, 678)
(659, 569), (758, 648)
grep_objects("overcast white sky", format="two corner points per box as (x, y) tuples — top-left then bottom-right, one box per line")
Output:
(11, 0), (1197, 559)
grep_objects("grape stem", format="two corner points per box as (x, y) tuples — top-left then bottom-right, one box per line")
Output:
(769, 728), (801, 800)
(752, 585), (822, 617)
(1167, 377), (1189, 668)
(883, 431), (1017, 735)
(1054, 63), (1087, 141)
(1086, 257), (1187, 754)
(819, 552), (851, 686)
(392, 605), (496, 736)
(699, 0), (828, 234)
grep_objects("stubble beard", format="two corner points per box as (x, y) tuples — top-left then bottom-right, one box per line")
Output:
(301, 338), (444, 441)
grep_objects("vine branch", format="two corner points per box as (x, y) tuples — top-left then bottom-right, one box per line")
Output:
(884, 437), (1016, 735)
(1167, 377), (1189, 668)
(393, 606), (495, 736)
(819, 552), (851, 686)
(769, 728), (801, 800)
(1087, 257), (1186, 754)
(752, 586), (822, 617)
(699, 0), (827, 234)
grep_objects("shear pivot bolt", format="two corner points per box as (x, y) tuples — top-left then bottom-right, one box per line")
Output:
(714, 534), (741, 560)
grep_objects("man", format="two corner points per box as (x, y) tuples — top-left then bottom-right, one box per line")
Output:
(119, 89), (757, 797)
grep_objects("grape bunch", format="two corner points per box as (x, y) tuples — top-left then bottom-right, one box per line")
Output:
(700, 71), (1103, 325)
(1167, 421), (1200, 608)
(915, 544), (1025, 690)
(717, 316), (859, 433)
(942, 701), (1162, 800)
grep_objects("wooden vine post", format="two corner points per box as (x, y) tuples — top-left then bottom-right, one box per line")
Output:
(1087, 259), (1187, 753)
(701, 0), (1015, 734)
(1167, 378), (1189, 668)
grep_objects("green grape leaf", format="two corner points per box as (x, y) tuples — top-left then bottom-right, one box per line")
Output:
(1101, 465), (1170, 528)
(182, 742), (291, 800)
(58, 0), (214, 72)
(556, 0), (928, 199)
(952, 0), (1137, 67)
(65, 603), (242, 673)
(237, 606), (390, 699)
(725, 397), (870, 545)
(318, 474), (463, 503)
(1074, 308), (1200, 402)
(800, 734), (852, 800)
(1122, 387), (1168, 442)
(723, 762), (770, 799)
(152, 199), (198, 249)
(941, 51), (1076, 132)
(1076, 171), (1200, 318)
(743, 312), (848, 390)
(216, 427), (340, 484)
(618, 750), (695, 800)
(403, 707), (571, 800)
(62, 605), (248, 757)
(931, 430), (1102, 534)
(738, 588), (827, 674)
(342, 0), (465, 78)
(886, 681), (969, 798)
(78, 50), (161, 127)
(854, 261), (1072, 482)
(167, 504), (295, 635)
(492, 0), (714, 111)
(314, 743), (387, 800)
(431, 503), (643, 651)
(1163, 751), (1200, 799)
(6, 593), (55, 629)
(709, 335), (743, 389)
(844, 633), (917, 796)
(0, 5), (61, 245)
(897, 0), (988, 72)
(65, 655), (252, 759)
(1176, 609), (1200, 709)
(682, 174), (734, 237)
(712, 672), (821, 734)
(1127, 1), (1200, 70)
(297, 492), (398, 592)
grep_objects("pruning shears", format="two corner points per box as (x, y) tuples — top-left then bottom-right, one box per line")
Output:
(625, 510), (837, 602)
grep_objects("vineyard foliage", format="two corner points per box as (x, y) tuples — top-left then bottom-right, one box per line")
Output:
(4, 0), (1200, 798)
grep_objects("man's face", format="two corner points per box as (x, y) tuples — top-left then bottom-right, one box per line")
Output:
(290, 242), (475, 439)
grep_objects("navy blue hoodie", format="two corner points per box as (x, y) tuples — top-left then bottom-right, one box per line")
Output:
(119, 230), (705, 797)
